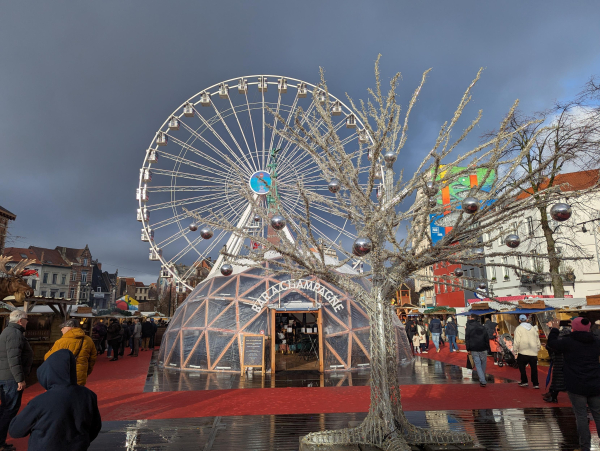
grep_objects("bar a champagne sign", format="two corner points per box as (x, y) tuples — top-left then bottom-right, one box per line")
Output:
(251, 278), (345, 312)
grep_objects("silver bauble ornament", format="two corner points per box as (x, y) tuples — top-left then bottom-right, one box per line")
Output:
(478, 282), (487, 290)
(550, 203), (572, 222)
(505, 234), (521, 248)
(270, 215), (286, 231)
(188, 222), (198, 232)
(383, 151), (397, 165)
(328, 179), (341, 194)
(454, 268), (464, 277)
(199, 227), (213, 239)
(220, 264), (233, 276)
(253, 214), (261, 222)
(425, 181), (438, 197)
(462, 197), (479, 214)
(352, 237), (372, 257)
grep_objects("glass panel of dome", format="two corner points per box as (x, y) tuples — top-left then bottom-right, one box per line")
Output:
(354, 330), (370, 356)
(277, 291), (316, 310)
(183, 301), (206, 328)
(208, 331), (235, 369)
(185, 334), (208, 369)
(321, 302), (349, 327)
(351, 336), (370, 367)
(207, 299), (231, 326)
(238, 302), (260, 329)
(210, 276), (236, 296)
(182, 329), (202, 363)
(166, 332), (182, 367)
(168, 309), (185, 331)
(242, 311), (267, 335)
(350, 301), (370, 329)
(322, 308), (347, 335)
(238, 277), (264, 297)
(194, 279), (212, 298)
(244, 267), (265, 276)
(211, 304), (237, 331)
(157, 344), (166, 365)
(227, 337), (241, 371)
(324, 334), (349, 368)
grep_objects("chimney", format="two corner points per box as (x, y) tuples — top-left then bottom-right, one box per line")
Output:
(97, 263), (102, 270)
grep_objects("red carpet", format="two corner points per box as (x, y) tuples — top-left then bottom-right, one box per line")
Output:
(7, 346), (566, 448)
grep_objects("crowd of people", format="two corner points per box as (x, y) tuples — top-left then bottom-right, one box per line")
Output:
(91, 317), (158, 361)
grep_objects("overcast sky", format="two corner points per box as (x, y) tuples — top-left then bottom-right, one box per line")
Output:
(1, 1), (599, 284)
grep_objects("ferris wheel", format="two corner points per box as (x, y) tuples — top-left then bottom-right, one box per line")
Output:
(137, 75), (384, 289)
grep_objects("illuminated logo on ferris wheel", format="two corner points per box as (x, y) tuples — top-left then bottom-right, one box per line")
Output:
(249, 171), (272, 195)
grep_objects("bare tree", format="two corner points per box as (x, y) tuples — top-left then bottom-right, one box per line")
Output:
(493, 85), (600, 297)
(185, 59), (590, 450)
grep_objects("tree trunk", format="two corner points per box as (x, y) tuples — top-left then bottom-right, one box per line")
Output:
(539, 206), (565, 297)
(299, 287), (473, 450)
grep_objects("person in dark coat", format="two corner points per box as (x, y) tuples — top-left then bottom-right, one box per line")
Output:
(91, 321), (107, 355)
(9, 349), (101, 451)
(0, 310), (33, 451)
(544, 324), (570, 403)
(141, 320), (153, 351)
(547, 317), (600, 451)
(445, 317), (458, 352)
(119, 322), (130, 357)
(405, 318), (417, 351)
(105, 319), (122, 361)
(149, 318), (158, 349)
(465, 314), (491, 387)
(429, 316), (442, 353)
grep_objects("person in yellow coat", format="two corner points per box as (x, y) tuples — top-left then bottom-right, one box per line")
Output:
(44, 319), (97, 386)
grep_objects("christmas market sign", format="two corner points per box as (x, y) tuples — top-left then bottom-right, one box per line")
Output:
(251, 278), (345, 313)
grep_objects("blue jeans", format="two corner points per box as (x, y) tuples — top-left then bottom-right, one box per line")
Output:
(447, 335), (458, 352)
(568, 392), (600, 451)
(431, 333), (440, 351)
(0, 379), (23, 445)
(471, 350), (488, 385)
(107, 343), (113, 357)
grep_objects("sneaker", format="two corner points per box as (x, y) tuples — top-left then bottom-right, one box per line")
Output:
(533, 385), (539, 389)
(437, 349), (440, 353)
(422, 351), (428, 354)
(519, 382), (528, 387)
(480, 382), (487, 387)
(494, 362), (498, 365)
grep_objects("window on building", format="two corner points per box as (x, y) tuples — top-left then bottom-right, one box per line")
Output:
(470, 268), (475, 287)
(72, 272), (76, 281)
(70, 288), (75, 299)
(490, 261), (496, 280)
(498, 227), (504, 246)
(527, 217), (534, 236)
(61, 275), (66, 285)
(52, 274), (57, 284)
(81, 271), (88, 283)
(59, 292), (65, 298)
(19, 253), (27, 258)
(83, 258), (88, 266)
(502, 257), (510, 279)
(50, 291), (57, 299)
(41, 291), (47, 297)
(31, 279), (37, 290)
(97, 286), (102, 292)
(43, 273), (48, 283)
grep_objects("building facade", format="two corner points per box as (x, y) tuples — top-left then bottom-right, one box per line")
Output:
(27, 247), (71, 298)
(56, 245), (93, 303)
(90, 262), (117, 310)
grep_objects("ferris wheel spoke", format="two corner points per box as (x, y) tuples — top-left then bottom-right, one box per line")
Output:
(168, 222), (233, 266)
(146, 192), (225, 212)
(275, 99), (319, 165)
(156, 150), (232, 179)
(151, 168), (233, 185)
(267, 89), (283, 153)
(150, 199), (235, 230)
(280, 196), (355, 240)
(244, 92), (260, 168)
(178, 229), (229, 281)
(146, 185), (226, 193)
(227, 97), (259, 172)
(210, 100), (259, 174)
(166, 133), (243, 175)
(274, 93), (300, 151)
(262, 88), (266, 168)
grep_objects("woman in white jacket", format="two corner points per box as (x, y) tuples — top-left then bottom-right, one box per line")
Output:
(513, 314), (541, 388)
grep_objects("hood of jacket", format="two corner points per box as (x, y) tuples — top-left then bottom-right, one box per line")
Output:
(37, 349), (77, 390)
(62, 328), (85, 340)
(7, 322), (25, 333)
(520, 323), (533, 331)
(571, 330), (595, 344)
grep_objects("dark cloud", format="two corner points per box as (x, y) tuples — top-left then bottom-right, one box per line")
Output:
(1, 1), (599, 283)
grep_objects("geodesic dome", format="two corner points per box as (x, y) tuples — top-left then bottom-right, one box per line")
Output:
(158, 259), (412, 372)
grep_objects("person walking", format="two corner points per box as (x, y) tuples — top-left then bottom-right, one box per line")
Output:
(412, 327), (421, 354)
(0, 310), (33, 451)
(513, 314), (541, 388)
(445, 317), (458, 352)
(106, 319), (122, 362)
(9, 349), (102, 451)
(417, 321), (428, 354)
(149, 318), (158, 350)
(406, 318), (416, 348)
(141, 320), (153, 351)
(485, 319), (500, 365)
(120, 321), (131, 357)
(429, 316), (442, 353)
(544, 322), (569, 403)
(547, 317), (600, 451)
(130, 318), (141, 357)
(465, 313), (490, 387)
(44, 319), (97, 386)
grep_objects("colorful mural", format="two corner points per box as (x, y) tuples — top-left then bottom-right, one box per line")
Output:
(429, 167), (495, 244)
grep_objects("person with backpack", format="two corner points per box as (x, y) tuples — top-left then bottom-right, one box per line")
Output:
(429, 316), (443, 353)
(44, 319), (97, 386)
(106, 319), (122, 362)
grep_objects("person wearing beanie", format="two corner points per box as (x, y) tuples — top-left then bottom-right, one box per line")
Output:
(548, 317), (600, 451)
(513, 314), (541, 388)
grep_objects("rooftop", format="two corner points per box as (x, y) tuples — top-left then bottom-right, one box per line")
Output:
(516, 169), (600, 200)
(0, 206), (16, 221)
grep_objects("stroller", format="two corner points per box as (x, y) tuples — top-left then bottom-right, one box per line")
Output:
(497, 333), (519, 368)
